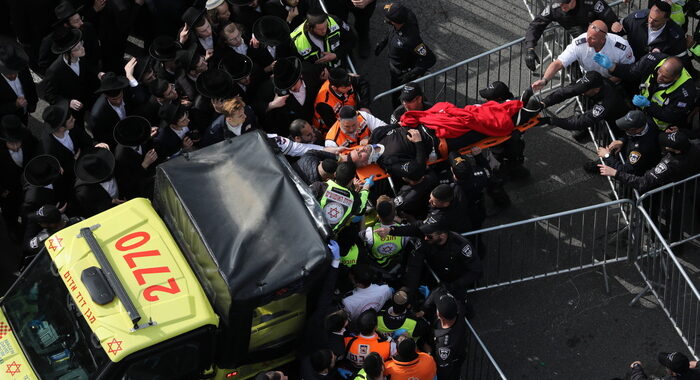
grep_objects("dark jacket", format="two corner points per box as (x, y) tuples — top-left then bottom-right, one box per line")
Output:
(37, 23), (101, 74)
(88, 94), (132, 148)
(199, 106), (259, 147)
(114, 142), (156, 200)
(74, 179), (114, 217)
(40, 129), (95, 184)
(621, 9), (686, 61)
(615, 146), (700, 193)
(603, 126), (661, 176)
(292, 149), (337, 185)
(0, 136), (38, 196)
(0, 69), (38, 120)
(43, 55), (100, 107)
(153, 126), (187, 161)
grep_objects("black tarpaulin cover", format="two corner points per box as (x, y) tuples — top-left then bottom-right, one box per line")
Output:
(153, 132), (328, 319)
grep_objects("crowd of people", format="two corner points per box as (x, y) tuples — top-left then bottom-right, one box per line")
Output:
(2, 0), (700, 378)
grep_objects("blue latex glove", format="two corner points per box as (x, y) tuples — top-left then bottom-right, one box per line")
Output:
(632, 95), (651, 108)
(351, 215), (363, 223)
(392, 328), (408, 339)
(418, 285), (430, 299)
(328, 240), (340, 260)
(337, 368), (353, 379)
(388, 287), (395, 294)
(593, 52), (612, 69)
(364, 175), (375, 188)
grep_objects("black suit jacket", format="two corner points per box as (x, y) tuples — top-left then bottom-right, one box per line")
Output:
(0, 136), (38, 195)
(37, 23), (101, 75)
(39, 129), (94, 183)
(153, 126), (186, 160)
(88, 94), (131, 148)
(74, 179), (114, 218)
(0, 69), (38, 119)
(42, 56), (100, 107)
(114, 142), (156, 199)
(247, 40), (295, 72)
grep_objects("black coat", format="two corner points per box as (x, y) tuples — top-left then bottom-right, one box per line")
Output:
(114, 142), (156, 199)
(42, 55), (100, 108)
(0, 68), (38, 120)
(21, 186), (59, 218)
(247, 40), (295, 72)
(39, 129), (94, 183)
(200, 107), (258, 147)
(153, 126), (186, 160)
(37, 23), (101, 74)
(622, 9), (686, 61)
(74, 179), (114, 217)
(291, 149), (337, 185)
(0, 136), (38, 195)
(88, 94), (132, 148)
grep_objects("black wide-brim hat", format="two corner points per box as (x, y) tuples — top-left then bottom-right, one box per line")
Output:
(158, 102), (186, 128)
(182, 6), (206, 27)
(149, 36), (182, 62)
(132, 55), (153, 82)
(0, 38), (29, 75)
(53, 0), (84, 26)
(253, 15), (291, 47)
(219, 52), (253, 81)
(196, 68), (237, 99)
(273, 56), (302, 90)
(24, 155), (62, 187)
(0, 114), (28, 142)
(95, 72), (130, 94)
(175, 45), (199, 71)
(51, 27), (82, 54)
(42, 99), (71, 130)
(75, 148), (116, 184)
(114, 116), (151, 146)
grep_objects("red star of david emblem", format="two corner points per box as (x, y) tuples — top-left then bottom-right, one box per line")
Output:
(328, 206), (340, 218)
(5, 361), (21, 376)
(107, 338), (124, 355)
(47, 236), (63, 252)
(380, 245), (394, 254)
(0, 321), (10, 339)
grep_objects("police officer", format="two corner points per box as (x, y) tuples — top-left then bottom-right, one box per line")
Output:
(620, 2), (686, 62)
(596, 53), (697, 130)
(390, 83), (433, 124)
(599, 130), (700, 193)
(589, 110), (660, 178)
(402, 221), (483, 303)
(377, 3), (436, 107)
(536, 70), (630, 142)
(24, 204), (83, 257)
(428, 291), (467, 380)
(525, 0), (621, 71)
(290, 8), (356, 68)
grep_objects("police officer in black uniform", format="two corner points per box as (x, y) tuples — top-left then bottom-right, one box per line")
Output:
(525, 0), (621, 71)
(427, 291), (467, 380)
(591, 110), (660, 178)
(389, 83), (433, 124)
(377, 3), (436, 107)
(620, 2), (686, 61)
(24, 204), (83, 258)
(536, 71), (630, 142)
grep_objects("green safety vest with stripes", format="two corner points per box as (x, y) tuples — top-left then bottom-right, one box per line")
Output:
(670, 3), (685, 27)
(370, 224), (404, 267)
(640, 58), (692, 129)
(352, 369), (368, 380)
(290, 17), (342, 67)
(341, 244), (360, 268)
(376, 315), (418, 337)
(319, 180), (369, 233)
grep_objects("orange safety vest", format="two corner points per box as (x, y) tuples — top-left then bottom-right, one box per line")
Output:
(384, 352), (437, 380)
(344, 334), (392, 368)
(313, 80), (358, 130)
(325, 114), (369, 148)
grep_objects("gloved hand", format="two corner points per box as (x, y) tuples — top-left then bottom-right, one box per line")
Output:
(525, 49), (540, 71)
(392, 328), (408, 340)
(418, 285), (430, 299)
(363, 175), (375, 188)
(593, 52), (612, 69)
(375, 37), (389, 56)
(537, 116), (551, 125)
(337, 368), (353, 379)
(328, 240), (340, 260)
(632, 95), (651, 108)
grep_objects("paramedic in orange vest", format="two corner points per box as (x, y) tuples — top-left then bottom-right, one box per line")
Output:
(384, 337), (437, 380)
(325, 105), (387, 148)
(313, 67), (371, 131)
(344, 308), (395, 369)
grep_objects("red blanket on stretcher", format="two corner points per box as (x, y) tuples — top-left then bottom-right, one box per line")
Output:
(399, 100), (524, 139)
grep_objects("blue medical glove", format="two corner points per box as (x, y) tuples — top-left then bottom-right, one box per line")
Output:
(392, 328), (408, 339)
(632, 95), (651, 108)
(364, 175), (375, 188)
(418, 285), (430, 299)
(328, 240), (340, 260)
(337, 368), (353, 379)
(593, 53), (612, 69)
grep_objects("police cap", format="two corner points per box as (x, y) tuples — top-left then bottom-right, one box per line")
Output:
(400, 82), (423, 102)
(615, 110), (647, 131)
(659, 130), (690, 152)
(479, 81), (513, 101)
(658, 352), (690, 374)
(383, 3), (409, 23)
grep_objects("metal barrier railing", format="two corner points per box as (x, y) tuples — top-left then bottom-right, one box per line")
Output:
(523, 0), (643, 24)
(636, 171), (700, 249)
(631, 205), (700, 358)
(463, 199), (634, 293)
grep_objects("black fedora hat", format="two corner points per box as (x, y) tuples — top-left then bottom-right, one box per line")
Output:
(53, 0), (84, 26)
(182, 6), (206, 27)
(24, 155), (62, 187)
(273, 56), (302, 90)
(42, 100), (71, 130)
(0, 39), (29, 75)
(75, 148), (115, 184)
(195, 68), (237, 99)
(149, 36), (182, 62)
(0, 115), (28, 142)
(51, 27), (82, 54)
(95, 72), (130, 94)
(253, 16), (291, 47)
(175, 46), (200, 71)
(114, 116), (151, 146)
(219, 53), (253, 80)
(158, 103), (186, 128)
(132, 55), (154, 82)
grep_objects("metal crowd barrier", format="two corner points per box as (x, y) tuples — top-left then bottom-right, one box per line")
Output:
(631, 205), (700, 358)
(523, 0), (643, 23)
(463, 199), (634, 293)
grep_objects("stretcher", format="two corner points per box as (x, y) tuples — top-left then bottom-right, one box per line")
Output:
(355, 115), (542, 182)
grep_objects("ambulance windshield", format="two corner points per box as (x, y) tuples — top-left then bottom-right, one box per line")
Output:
(1, 250), (109, 379)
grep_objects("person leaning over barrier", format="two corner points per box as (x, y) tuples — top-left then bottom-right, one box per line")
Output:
(630, 351), (700, 379)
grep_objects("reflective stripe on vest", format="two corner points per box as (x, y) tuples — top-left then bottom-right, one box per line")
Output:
(320, 179), (355, 231)
(326, 115), (369, 148)
(346, 336), (392, 368)
(671, 3), (686, 27)
(370, 224), (403, 266)
(376, 315), (418, 337)
(340, 244), (360, 267)
(291, 18), (341, 67)
(640, 58), (692, 129)
(313, 80), (358, 129)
